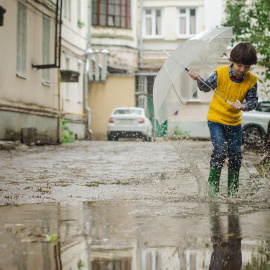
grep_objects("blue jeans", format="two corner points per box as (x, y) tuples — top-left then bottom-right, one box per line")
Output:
(208, 121), (242, 171)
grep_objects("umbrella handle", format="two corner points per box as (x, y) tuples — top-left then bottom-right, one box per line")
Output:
(185, 68), (232, 105)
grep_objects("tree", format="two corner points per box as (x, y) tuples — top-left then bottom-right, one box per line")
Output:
(223, 0), (270, 165)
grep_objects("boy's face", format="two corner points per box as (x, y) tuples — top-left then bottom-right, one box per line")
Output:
(232, 63), (251, 76)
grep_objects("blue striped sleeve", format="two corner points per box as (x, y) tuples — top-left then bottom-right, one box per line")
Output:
(243, 83), (258, 111)
(197, 71), (218, 92)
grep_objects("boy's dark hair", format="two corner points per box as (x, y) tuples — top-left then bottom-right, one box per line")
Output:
(229, 43), (257, 65)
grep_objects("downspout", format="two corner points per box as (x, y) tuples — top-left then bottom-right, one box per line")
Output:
(57, 0), (63, 143)
(84, 49), (93, 134)
(84, 0), (92, 134)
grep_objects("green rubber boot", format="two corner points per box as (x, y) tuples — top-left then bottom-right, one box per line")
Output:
(228, 169), (240, 197)
(208, 166), (222, 198)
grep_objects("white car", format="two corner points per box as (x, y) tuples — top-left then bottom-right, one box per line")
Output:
(242, 101), (270, 145)
(107, 107), (153, 141)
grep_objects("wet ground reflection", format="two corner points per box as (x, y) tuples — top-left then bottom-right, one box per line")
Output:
(0, 199), (270, 269)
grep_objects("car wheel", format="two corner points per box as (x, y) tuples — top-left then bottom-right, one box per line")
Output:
(243, 126), (263, 145)
(108, 134), (113, 141)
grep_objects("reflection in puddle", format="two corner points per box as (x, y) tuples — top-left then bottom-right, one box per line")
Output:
(0, 200), (269, 269)
(209, 204), (242, 270)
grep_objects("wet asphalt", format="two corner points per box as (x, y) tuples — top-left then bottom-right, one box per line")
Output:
(0, 139), (269, 205)
(1, 139), (270, 269)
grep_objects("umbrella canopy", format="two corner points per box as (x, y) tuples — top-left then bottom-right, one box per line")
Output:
(153, 27), (233, 124)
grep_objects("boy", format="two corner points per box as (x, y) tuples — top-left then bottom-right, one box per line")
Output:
(189, 42), (258, 197)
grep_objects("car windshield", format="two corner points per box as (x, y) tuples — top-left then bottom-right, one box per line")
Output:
(257, 102), (270, 112)
(114, 109), (142, 115)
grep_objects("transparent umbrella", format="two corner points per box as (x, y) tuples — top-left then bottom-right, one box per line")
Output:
(153, 27), (233, 124)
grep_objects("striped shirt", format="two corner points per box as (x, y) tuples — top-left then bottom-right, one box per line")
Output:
(197, 64), (258, 111)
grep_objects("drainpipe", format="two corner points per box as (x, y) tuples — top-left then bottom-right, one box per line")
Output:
(84, 49), (93, 134)
(57, 68), (61, 143)
(101, 49), (109, 83)
(84, 0), (92, 134)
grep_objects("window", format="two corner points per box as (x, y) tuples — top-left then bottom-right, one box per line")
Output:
(144, 9), (162, 37)
(92, 0), (131, 28)
(138, 95), (147, 111)
(178, 8), (196, 36)
(77, 0), (81, 20)
(42, 16), (51, 85)
(138, 76), (147, 93)
(63, 0), (71, 20)
(16, 0), (27, 78)
(136, 76), (148, 112)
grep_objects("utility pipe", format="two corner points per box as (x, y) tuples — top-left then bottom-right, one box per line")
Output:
(84, 0), (93, 134)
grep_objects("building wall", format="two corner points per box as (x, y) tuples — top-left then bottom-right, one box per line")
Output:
(60, 0), (89, 140)
(89, 75), (136, 139)
(0, 0), (59, 144)
(0, 0), (91, 143)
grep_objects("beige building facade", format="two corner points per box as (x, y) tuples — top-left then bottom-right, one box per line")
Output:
(89, 75), (136, 139)
(0, 0), (60, 144)
(0, 0), (90, 143)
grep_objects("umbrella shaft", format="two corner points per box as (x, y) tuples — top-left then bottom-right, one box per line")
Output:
(184, 68), (232, 105)
(165, 53), (232, 104)
(197, 77), (232, 105)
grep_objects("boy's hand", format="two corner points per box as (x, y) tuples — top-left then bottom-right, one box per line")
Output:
(188, 70), (201, 83)
(231, 100), (244, 110)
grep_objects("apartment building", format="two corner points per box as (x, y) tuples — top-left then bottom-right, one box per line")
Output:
(87, 0), (139, 139)
(0, 0), (61, 144)
(0, 0), (88, 143)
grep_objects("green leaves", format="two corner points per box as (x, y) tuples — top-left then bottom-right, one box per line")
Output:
(223, 0), (270, 81)
(62, 119), (75, 143)
(46, 234), (58, 246)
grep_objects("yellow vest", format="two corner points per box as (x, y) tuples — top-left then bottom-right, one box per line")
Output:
(207, 66), (257, 126)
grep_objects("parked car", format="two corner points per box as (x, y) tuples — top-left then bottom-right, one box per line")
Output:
(107, 107), (153, 141)
(242, 101), (270, 145)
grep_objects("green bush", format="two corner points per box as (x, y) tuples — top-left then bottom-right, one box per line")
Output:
(61, 120), (74, 143)
(172, 126), (190, 140)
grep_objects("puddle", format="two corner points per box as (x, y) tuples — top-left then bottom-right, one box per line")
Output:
(0, 200), (270, 269)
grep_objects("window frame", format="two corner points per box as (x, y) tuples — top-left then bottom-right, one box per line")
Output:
(42, 15), (51, 86)
(77, 0), (82, 21)
(63, 0), (71, 21)
(16, 0), (28, 79)
(143, 8), (162, 38)
(92, 0), (131, 29)
(138, 76), (147, 93)
(177, 7), (197, 38)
